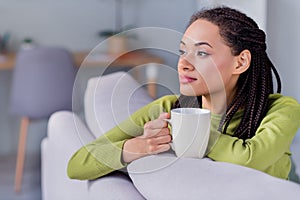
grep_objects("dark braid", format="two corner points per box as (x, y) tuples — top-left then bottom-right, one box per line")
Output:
(174, 6), (281, 140)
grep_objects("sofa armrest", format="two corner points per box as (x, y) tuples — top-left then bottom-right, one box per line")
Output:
(128, 153), (300, 200)
(42, 110), (146, 199)
(46, 111), (95, 144)
(41, 111), (95, 200)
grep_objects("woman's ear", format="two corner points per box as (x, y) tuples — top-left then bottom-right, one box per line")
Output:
(233, 49), (251, 75)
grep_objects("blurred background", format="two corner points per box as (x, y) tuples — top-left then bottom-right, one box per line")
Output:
(0, 0), (299, 199)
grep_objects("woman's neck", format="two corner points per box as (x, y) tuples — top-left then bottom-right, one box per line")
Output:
(202, 88), (237, 115)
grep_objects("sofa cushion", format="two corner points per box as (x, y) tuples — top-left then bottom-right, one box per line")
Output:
(128, 153), (300, 200)
(84, 71), (153, 138)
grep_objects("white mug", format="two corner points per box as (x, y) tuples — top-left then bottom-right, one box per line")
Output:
(165, 108), (211, 158)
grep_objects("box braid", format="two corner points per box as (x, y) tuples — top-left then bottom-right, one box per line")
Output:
(173, 7), (281, 140)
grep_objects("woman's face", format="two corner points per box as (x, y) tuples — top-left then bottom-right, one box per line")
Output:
(178, 19), (239, 97)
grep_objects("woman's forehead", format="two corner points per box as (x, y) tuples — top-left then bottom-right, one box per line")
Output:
(182, 19), (222, 47)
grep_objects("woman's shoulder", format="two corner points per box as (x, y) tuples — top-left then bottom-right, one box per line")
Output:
(268, 93), (300, 107)
(267, 94), (300, 116)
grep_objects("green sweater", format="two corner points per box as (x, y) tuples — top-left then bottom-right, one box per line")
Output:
(67, 94), (300, 180)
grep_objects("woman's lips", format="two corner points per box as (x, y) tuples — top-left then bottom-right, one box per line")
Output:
(179, 75), (197, 84)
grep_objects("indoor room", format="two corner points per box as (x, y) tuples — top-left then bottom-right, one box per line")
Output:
(0, 0), (299, 199)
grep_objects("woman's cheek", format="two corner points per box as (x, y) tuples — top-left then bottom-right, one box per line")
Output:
(196, 63), (227, 94)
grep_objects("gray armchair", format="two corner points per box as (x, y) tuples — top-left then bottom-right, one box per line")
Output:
(10, 46), (76, 193)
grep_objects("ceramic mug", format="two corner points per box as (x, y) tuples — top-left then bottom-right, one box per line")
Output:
(165, 108), (211, 158)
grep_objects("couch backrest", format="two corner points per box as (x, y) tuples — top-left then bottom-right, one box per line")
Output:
(84, 71), (153, 138)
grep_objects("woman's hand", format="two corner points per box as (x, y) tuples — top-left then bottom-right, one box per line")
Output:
(122, 112), (172, 163)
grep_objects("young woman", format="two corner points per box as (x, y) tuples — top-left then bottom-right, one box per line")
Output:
(67, 7), (300, 180)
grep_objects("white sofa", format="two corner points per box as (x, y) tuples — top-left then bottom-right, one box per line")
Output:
(41, 72), (300, 200)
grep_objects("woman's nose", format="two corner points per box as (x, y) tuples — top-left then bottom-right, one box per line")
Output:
(178, 57), (195, 71)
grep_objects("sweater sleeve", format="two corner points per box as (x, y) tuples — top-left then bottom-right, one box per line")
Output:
(67, 95), (177, 180)
(207, 94), (300, 175)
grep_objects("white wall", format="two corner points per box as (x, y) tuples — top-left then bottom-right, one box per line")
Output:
(197, 0), (267, 31)
(267, 0), (300, 102)
(267, 0), (300, 139)
(0, 0), (106, 51)
(0, 0), (196, 52)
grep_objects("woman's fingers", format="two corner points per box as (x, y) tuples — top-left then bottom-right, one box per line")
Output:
(148, 143), (171, 155)
(146, 134), (172, 146)
(143, 127), (170, 138)
(122, 135), (171, 163)
(144, 133), (172, 154)
(143, 113), (170, 137)
(122, 112), (172, 163)
(144, 119), (167, 130)
(146, 113), (169, 128)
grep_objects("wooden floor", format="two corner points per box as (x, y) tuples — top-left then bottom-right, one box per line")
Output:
(0, 153), (41, 200)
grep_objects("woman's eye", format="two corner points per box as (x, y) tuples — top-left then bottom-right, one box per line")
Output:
(179, 49), (186, 56)
(197, 51), (209, 57)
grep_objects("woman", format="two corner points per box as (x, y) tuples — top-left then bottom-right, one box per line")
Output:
(67, 7), (300, 180)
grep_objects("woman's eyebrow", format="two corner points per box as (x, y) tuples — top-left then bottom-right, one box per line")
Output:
(194, 42), (213, 48)
(180, 40), (213, 48)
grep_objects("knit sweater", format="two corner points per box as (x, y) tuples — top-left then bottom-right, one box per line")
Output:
(67, 94), (300, 180)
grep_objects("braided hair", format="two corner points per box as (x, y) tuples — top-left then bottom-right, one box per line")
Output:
(173, 7), (281, 140)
